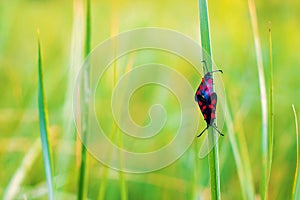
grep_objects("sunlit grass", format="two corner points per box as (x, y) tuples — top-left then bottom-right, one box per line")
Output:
(1, 0), (300, 199)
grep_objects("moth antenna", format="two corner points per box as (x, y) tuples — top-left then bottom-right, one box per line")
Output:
(211, 69), (223, 74)
(202, 60), (223, 74)
(197, 125), (209, 137)
(213, 124), (224, 136)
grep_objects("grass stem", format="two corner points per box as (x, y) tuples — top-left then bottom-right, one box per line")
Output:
(248, 0), (269, 198)
(267, 22), (274, 196)
(78, 0), (91, 199)
(198, 0), (221, 199)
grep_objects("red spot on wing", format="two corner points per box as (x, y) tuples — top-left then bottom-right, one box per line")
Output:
(200, 85), (204, 91)
(211, 113), (215, 119)
(207, 78), (213, 85)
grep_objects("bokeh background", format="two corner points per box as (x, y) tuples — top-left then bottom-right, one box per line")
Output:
(1, 0), (300, 199)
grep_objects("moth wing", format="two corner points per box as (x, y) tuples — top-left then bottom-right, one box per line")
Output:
(210, 92), (217, 105)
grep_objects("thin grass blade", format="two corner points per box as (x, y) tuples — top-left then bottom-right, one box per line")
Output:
(55, 0), (85, 191)
(198, 0), (221, 199)
(37, 30), (55, 200)
(111, 1), (128, 198)
(225, 102), (255, 199)
(292, 104), (300, 199)
(77, 0), (91, 199)
(248, 0), (268, 199)
(267, 22), (274, 192)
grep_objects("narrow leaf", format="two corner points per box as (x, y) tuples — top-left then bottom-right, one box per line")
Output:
(248, 0), (268, 199)
(225, 102), (255, 199)
(198, 0), (221, 199)
(267, 22), (274, 193)
(77, 0), (91, 199)
(292, 104), (300, 200)
(37, 30), (55, 200)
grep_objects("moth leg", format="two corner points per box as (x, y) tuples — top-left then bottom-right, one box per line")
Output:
(197, 124), (209, 137)
(213, 123), (224, 136)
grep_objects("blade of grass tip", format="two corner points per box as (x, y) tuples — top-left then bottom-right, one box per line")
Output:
(292, 104), (300, 199)
(248, 0), (268, 199)
(267, 21), (274, 192)
(78, 0), (91, 199)
(37, 29), (55, 200)
(198, 0), (221, 199)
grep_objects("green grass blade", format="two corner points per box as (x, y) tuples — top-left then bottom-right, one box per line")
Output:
(116, 61), (128, 200)
(37, 30), (55, 200)
(111, 2), (128, 198)
(292, 104), (300, 199)
(198, 0), (212, 69)
(78, 0), (91, 199)
(98, 51), (129, 200)
(225, 102), (255, 199)
(198, 0), (221, 199)
(118, 132), (127, 200)
(54, 0), (85, 189)
(97, 2), (128, 199)
(248, 0), (268, 199)
(84, 0), (91, 57)
(267, 22), (274, 193)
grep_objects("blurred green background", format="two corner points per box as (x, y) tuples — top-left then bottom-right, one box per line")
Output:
(1, 0), (300, 199)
